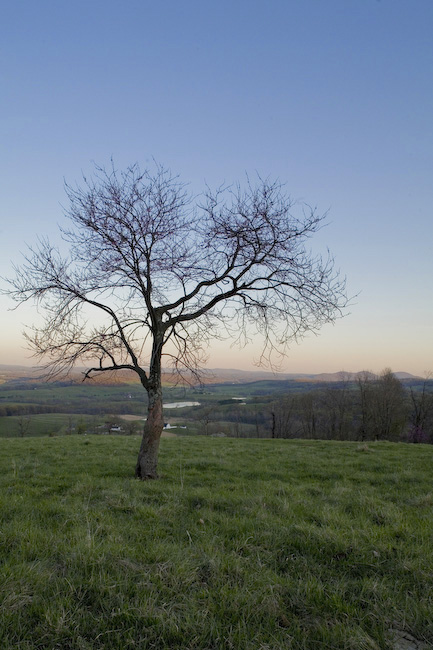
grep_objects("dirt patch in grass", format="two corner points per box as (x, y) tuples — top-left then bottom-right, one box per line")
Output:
(389, 628), (428, 649)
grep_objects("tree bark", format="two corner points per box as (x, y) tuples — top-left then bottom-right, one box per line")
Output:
(135, 385), (164, 480)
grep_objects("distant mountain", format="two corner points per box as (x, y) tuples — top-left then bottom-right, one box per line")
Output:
(0, 365), (43, 383)
(394, 371), (421, 380)
(200, 369), (423, 383)
(198, 368), (312, 383)
(0, 364), (423, 385)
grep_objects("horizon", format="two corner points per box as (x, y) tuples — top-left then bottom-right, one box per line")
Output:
(0, 362), (425, 382)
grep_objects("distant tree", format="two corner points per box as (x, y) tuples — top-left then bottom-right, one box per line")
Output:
(298, 391), (319, 438)
(270, 395), (298, 439)
(198, 406), (214, 436)
(408, 373), (433, 443)
(124, 420), (141, 436)
(374, 368), (407, 440)
(66, 416), (74, 435)
(357, 369), (407, 441)
(17, 415), (31, 437)
(356, 371), (376, 441)
(76, 418), (87, 435)
(4, 162), (348, 478)
(321, 374), (354, 440)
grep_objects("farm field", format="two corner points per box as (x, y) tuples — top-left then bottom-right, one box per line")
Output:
(1, 435), (432, 649)
(0, 413), (147, 439)
(0, 377), (282, 438)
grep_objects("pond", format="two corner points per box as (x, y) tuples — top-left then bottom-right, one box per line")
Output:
(163, 401), (201, 408)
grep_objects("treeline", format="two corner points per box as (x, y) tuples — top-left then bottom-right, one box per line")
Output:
(0, 403), (144, 416)
(0, 404), (60, 417)
(188, 370), (433, 443)
(268, 370), (433, 443)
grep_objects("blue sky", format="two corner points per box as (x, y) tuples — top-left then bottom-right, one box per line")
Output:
(1, 0), (432, 375)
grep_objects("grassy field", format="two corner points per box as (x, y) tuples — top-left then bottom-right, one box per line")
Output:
(0, 413), (200, 438)
(0, 413), (80, 438)
(1, 436), (432, 649)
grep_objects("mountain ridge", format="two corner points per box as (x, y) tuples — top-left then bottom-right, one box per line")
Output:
(0, 364), (423, 385)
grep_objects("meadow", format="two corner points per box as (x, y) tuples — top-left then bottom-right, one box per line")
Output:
(1, 435), (432, 649)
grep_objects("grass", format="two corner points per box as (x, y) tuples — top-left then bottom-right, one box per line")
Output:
(0, 413), (197, 438)
(0, 436), (432, 649)
(0, 413), (76, 437)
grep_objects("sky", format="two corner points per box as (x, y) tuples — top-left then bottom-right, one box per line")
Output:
(1, 0), (432, 376)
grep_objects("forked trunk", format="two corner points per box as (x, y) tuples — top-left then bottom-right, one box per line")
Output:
(135, 386), (164, 480)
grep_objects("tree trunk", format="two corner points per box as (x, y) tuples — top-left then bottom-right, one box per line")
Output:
(135, 385), (164, 480)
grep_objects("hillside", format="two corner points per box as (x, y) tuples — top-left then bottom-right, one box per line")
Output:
(0, 435), (432, 649)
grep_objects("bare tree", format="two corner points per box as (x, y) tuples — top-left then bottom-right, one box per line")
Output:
(270, 395), (298, 439)
(374, 368), (407, 441)
(198, 406), (214, 436)
(408, 373), (433, 442)
(298, 392), (319, 439)
(322, 373), (353, 440)
(357, 369), (407, 441)
(17, 415), (31, 437)
(4, 162), (348, 478)
(356, 371), (376, 441)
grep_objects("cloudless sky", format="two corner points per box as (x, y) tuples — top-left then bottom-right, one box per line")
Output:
(1, 0), (432, 375)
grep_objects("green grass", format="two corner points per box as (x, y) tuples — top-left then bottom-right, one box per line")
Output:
(0, 383), (148, 417)
(1, 436), (432, 649)
(0, 413), (75, 437)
